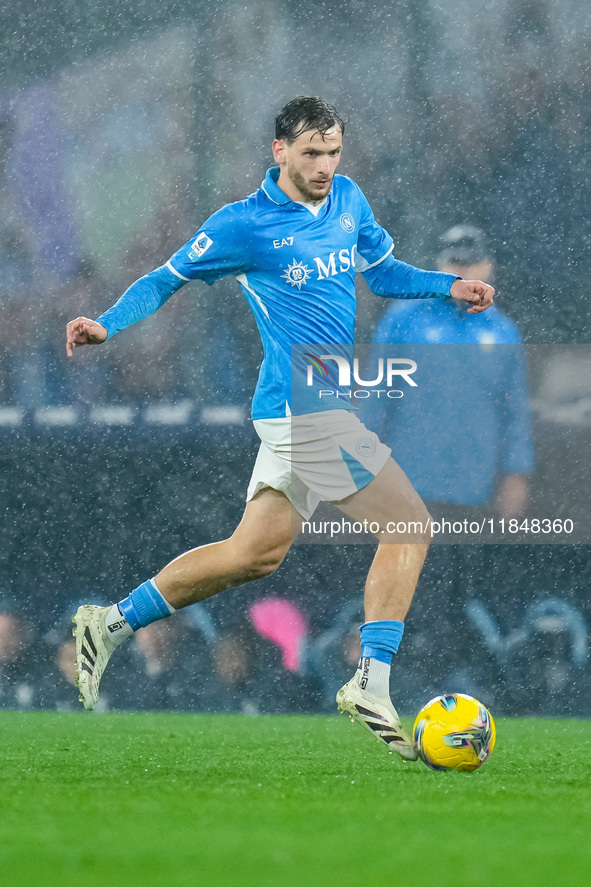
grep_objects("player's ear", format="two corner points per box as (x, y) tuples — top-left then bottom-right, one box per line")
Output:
(272, 138), (287, 164)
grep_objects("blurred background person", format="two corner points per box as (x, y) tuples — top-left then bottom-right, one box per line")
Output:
(362, 225), (535, 703)
(0, 594), (38, 710)
(117, 613), (217, 712)
(209, 601), (320, 715)
(366, 224), (534, 520)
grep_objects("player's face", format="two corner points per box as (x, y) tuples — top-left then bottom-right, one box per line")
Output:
(273, 126), (343, 204)
(440, 260), (494, 282)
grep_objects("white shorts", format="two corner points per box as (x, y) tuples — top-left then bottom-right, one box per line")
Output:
(246, 409), (391, 520)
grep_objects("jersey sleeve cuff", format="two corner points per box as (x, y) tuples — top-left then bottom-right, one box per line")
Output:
(94, 315), (115, 339)
(165, 260), (191, 282)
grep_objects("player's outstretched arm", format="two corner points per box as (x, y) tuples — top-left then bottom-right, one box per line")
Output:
(363, 254), (490, 307)
(449, 278), (494, 314)
(66, 264), (188, 358)
(66, 317), (108, 357)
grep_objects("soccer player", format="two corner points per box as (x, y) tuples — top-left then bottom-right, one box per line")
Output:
(66, 97), (494, 760)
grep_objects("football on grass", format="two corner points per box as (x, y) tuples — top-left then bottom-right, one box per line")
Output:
(413, 693), (496, 772)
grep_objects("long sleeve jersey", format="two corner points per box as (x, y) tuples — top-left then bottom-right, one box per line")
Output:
(97, 167), (457, 419)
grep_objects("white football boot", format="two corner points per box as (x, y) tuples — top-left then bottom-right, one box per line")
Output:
(337, 673), (418, 761)
(72, 605), (117, 710)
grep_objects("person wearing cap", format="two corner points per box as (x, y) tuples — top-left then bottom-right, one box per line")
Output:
(365, 224), (534, 518)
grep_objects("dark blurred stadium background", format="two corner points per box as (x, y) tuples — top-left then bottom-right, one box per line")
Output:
(0, 0), (589, 716)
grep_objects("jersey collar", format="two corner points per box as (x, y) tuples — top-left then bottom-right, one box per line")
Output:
(261, 166), (333, 216)
(261, 166), (292, 205)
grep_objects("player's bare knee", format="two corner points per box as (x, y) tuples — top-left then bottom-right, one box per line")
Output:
(245, 545), (287, 579)
(379, 494), (432, 544)
(229, 534), (290, 580)
(406, 491), (431, 532)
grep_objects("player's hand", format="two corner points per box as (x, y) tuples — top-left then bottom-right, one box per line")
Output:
(449, 278), (494, 314)
(66, 317), (108, 357)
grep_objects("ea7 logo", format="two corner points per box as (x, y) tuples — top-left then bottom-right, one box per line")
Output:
(273, 236), (294, 248)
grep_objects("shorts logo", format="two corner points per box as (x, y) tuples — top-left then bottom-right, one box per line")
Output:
(356, 438), (376, 457)
(281, 259), (312, 290)
(340, 213), (355, 233)
(189, 233), (213, 259)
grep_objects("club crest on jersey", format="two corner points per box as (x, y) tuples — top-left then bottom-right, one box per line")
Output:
(340, 213), (355, 233)
(188, 233), (213, 260)
(281, 259), (312, 290)
(356, 438), (376, 457)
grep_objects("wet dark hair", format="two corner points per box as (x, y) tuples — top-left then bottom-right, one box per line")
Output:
(275, 96), (346, 144)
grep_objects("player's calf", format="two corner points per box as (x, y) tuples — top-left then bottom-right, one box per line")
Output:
(71, 540), (288, 710)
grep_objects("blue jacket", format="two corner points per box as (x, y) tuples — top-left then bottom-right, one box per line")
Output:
(363, 298), (535, 506)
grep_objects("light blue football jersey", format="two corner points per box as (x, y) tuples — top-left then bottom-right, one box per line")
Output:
(165, 168), (395, 419)
(97, 167), (456, 419)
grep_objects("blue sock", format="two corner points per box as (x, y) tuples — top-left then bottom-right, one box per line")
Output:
(359, 619), (405, 665)
(117, 578), (175, 632)
(357, 620), (405, 698)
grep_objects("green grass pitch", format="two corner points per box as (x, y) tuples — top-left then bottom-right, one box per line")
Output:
(0, 712), (589, 887)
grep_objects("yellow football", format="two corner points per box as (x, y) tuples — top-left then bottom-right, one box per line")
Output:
(413, 693), (496, 772)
